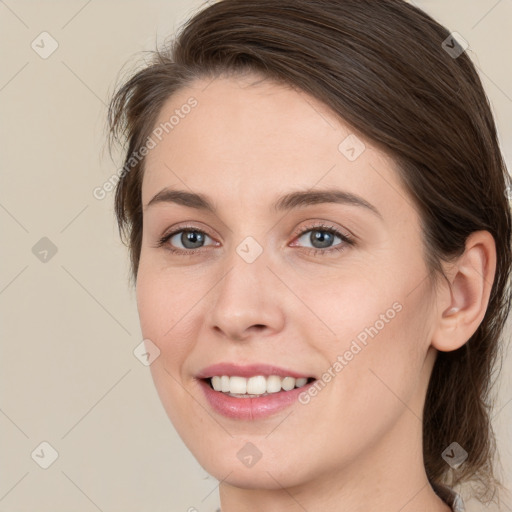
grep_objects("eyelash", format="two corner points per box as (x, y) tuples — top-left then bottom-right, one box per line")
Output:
(155, 222), (355, 257)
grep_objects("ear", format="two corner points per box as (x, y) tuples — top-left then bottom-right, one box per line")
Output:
(430, 231), (497, 352)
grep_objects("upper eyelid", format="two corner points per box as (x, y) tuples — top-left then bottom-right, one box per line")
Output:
(166, 222), (345, 237)
(293, 223), (350, 239)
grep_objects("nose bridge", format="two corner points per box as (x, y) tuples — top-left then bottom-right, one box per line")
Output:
(207, 238), (284, 339)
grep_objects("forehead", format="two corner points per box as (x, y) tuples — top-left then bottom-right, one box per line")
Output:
(141, 73), (408, 219)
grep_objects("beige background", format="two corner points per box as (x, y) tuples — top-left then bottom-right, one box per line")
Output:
(1, 1), (511, 511)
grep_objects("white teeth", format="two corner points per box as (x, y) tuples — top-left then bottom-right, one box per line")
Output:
(295, 377), (308, 387)
(229, 376), (247, 394)
(221, 375), (230, 392)
(211, 376), (222, 391)
(281, 376), (295, 391)
(246, 375), (267, 395)
(208, 375), (312, 395)
(266, 375), (282, 393)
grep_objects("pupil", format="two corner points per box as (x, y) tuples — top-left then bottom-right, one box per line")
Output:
(311, 230), (333, 248)
(182, 231), (204, 249)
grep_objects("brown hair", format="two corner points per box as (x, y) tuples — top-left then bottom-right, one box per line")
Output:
(107, 0), (512, 503)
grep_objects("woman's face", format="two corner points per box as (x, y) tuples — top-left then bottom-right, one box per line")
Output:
(137, 73), (439, 489)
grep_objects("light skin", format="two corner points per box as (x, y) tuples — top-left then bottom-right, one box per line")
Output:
(136, 72), (496, 511)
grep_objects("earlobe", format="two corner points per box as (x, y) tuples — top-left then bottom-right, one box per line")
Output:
(431, 231), (496, 352)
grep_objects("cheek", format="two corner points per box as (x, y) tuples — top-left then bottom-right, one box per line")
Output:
(135, 260), (205, 367)
(314, 266), (432, 407)
(135, 263), (206, 432)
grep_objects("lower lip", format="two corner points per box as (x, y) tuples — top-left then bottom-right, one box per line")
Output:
(197, 379), (315, 420)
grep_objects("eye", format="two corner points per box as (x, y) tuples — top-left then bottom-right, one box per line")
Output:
(170, 230), (213, 249)
(291, 223), (354, 255)
(157, 227), (217, 254)
(156, 222), (354, 256)
(297, 228), (340, 249)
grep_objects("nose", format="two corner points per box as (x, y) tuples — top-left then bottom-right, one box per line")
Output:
(207, 249), (286, 342)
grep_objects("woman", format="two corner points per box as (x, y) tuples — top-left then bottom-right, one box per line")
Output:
(107, 0), (512, 510)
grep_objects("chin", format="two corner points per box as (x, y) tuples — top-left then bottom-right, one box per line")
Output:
(196, 447), (313, 491)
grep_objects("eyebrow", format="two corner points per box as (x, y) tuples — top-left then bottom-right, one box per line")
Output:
(145, 188), (382, 219)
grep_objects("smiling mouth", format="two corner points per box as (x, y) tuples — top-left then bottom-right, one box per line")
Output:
(203, 375), (316, 398)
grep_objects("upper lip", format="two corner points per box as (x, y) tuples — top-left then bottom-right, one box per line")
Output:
(196, 362), (314, 380)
